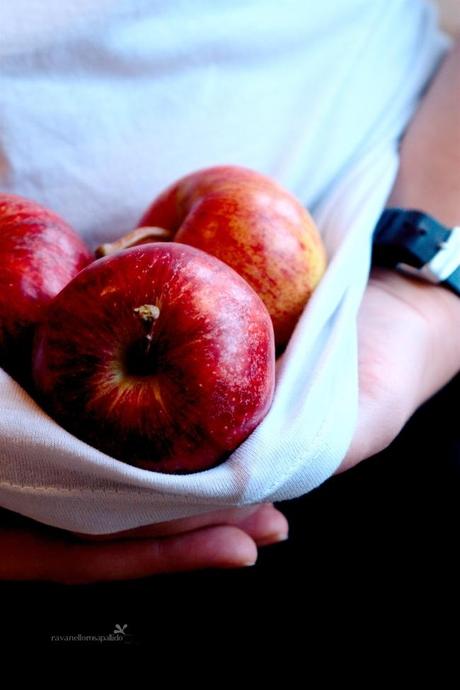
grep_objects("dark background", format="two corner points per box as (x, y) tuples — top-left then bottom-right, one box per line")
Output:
(1, 373), (458, 650)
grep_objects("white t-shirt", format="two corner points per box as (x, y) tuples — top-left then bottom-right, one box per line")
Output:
(0, 0), (449, 244)
(0, 0), (451, 533)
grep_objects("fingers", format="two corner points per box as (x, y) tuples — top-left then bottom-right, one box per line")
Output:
(71, 503), (289, 546)
(0, 502), (289, 583)
(0, 524), (258, 584)
(234, 503), (289, 546)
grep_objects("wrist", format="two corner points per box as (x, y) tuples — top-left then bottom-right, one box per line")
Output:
(369, 265), (460, 327)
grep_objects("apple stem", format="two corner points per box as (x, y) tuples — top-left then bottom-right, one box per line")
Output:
(134, 304), (160, 356)
(95, 226), (172, 258)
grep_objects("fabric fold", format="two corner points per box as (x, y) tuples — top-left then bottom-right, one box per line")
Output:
(0, 0), (452, 532)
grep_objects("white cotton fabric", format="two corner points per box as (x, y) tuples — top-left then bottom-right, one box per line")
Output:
(0, 0), (451, 533)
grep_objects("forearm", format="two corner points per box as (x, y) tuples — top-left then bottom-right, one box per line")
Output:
(388, 38), (460, 226)
(381, 38), (460, 394)
(338, 35), (460, 471)
(387, 35), (460, 231)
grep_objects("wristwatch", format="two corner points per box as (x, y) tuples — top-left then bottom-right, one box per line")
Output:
(372, 208), (460, 297)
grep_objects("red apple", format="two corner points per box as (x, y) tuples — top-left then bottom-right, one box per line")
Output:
(0, 194), (92, 379)
(96, 165), (327, 351)
(32, 243), (275, 474)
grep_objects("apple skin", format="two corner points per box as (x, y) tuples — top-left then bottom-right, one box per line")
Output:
(32, 243), (275, 474)
(135, 165), (327, 351)
(0, 194), (92, 378)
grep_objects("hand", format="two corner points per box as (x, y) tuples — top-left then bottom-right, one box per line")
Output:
(339, 37), (460, 471)
(0, 502), (288, 584)
(338, 266), (460, 472)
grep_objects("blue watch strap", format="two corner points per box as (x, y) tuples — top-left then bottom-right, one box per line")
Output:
(372, 208), (460, 297)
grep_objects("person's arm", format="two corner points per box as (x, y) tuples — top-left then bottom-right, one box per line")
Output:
(340, 38), (460, 471)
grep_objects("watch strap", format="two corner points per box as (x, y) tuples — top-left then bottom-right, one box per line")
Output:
(372, 209), (460, 297)
(442, 265), (460, 297)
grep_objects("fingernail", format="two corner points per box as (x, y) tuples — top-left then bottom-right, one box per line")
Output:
(274, 533), (289, 543)
(258, 531), (289, 546)
(271, 532), (289, 544)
